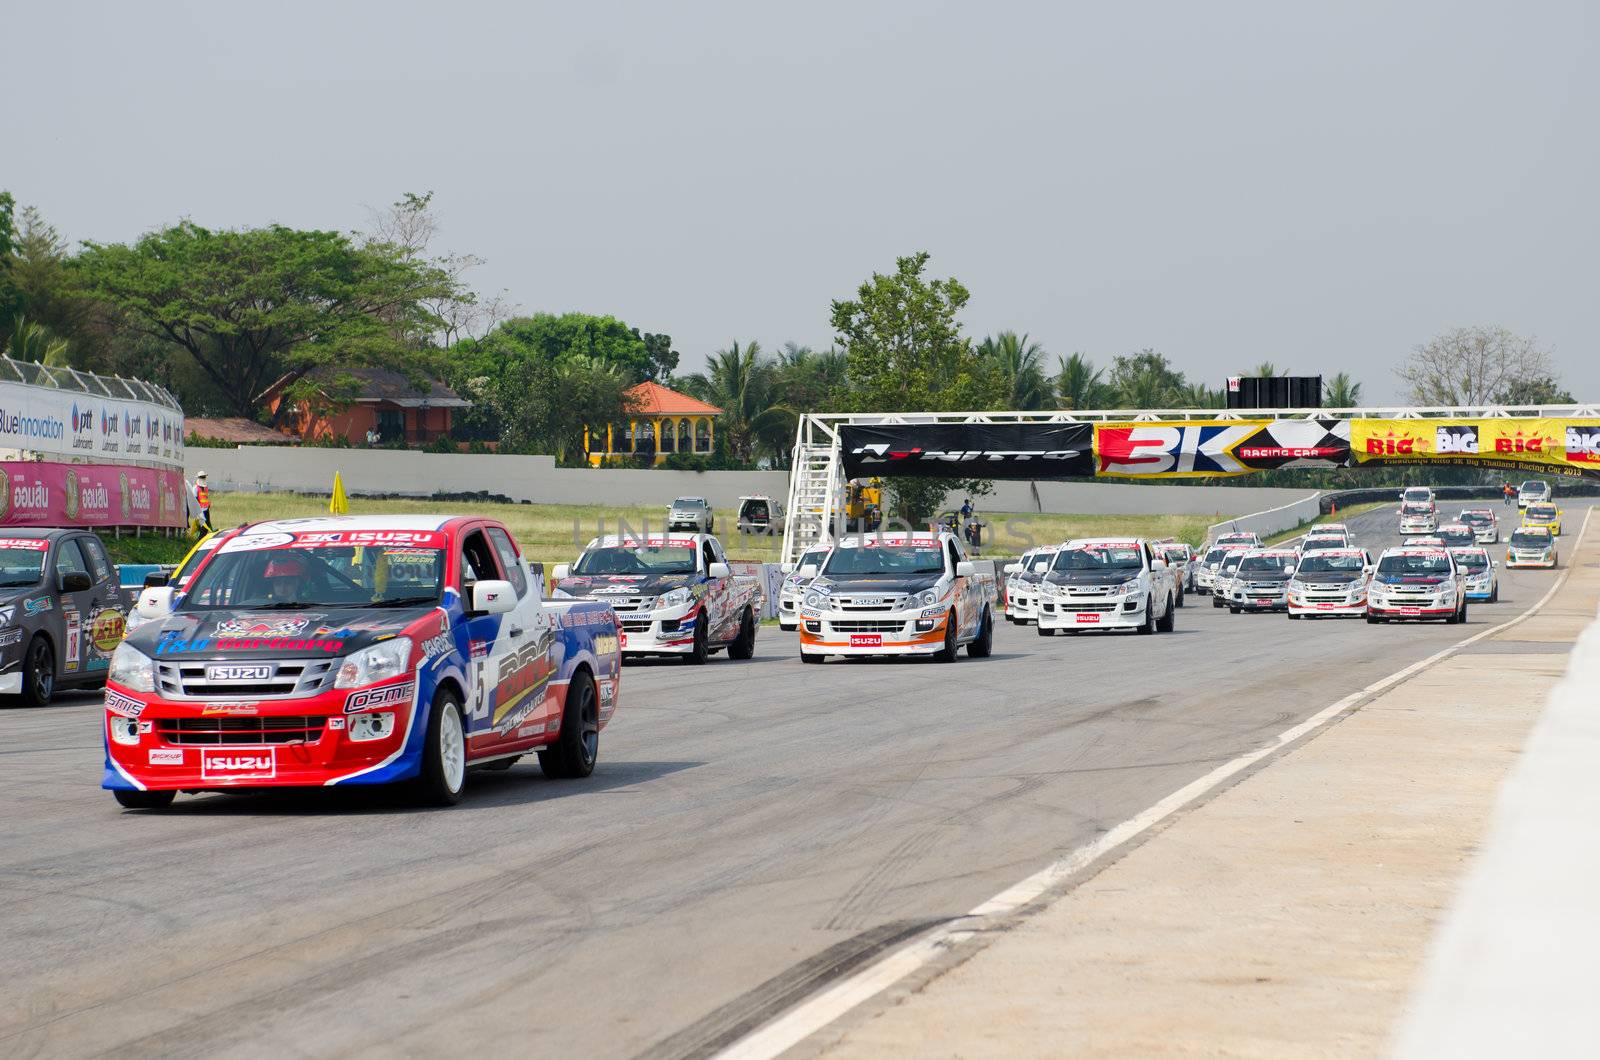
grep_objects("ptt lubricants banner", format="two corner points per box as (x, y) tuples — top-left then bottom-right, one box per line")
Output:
(1350, 418), (1600, 478)
(1094, 419), (1351, 477)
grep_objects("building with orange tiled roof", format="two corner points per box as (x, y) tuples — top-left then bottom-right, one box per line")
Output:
(584, 380), (723, 466)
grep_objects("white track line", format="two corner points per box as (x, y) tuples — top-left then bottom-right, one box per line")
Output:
(714, 506), (1593, 1060)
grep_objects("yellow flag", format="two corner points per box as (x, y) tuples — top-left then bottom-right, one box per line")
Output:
(330, 471), (350, 515)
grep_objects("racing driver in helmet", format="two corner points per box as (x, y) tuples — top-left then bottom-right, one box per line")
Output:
(261, 554), (313, 604)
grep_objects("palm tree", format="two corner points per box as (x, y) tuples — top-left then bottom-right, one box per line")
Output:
(1176, 382), (1224, 409)
(1056, 352), (1108, 410)
(1248, 361), (1281, 378)
(1324, 372), (1363, 408)
(677, 340), (789, 465)
(976, 332), (1053, 410)
(2, 317), (70, 366)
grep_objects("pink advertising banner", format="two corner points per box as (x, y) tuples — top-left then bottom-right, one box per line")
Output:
(0, 462), (187, 528)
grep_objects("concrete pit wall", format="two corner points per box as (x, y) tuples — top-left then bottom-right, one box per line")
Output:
(189, 446), (1319, 517)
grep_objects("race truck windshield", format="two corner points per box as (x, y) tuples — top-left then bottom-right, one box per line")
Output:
(1221, 554), (1245, 573)
(824, 545), (945, 576)
(1239, 555), (1292, 572)
(1297, 554), (1365, 573)
(0, 540), (48, 587)
(1527, 505), (1557, 519)
(1402, 503), (1432, 515)
(1053, 546), (1142, 571)
(1461, 512), (1491, 525)
(1403, 489), (1431, 502)
(1203, 548), (1231, 566)
(575, 544), (698, 576)
(1453, 552), (1489, 571)
(1510, 531), (1550, 549)
(1378, 553), (1451, 575)
(181, 543), (446, 609)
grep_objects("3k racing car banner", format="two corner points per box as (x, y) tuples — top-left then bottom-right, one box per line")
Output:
(1095, 419), (1352, 478)
(839, 422), (1094, 480)
(1351, 418), (1600, 478)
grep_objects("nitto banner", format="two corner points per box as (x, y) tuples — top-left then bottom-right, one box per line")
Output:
(0, 461), (188, 528)
(0, 379), (185, 469)
(839, 422), (1094, 480)
(1350, 418), (1600, 478)
(1094, 419), (1351, 477)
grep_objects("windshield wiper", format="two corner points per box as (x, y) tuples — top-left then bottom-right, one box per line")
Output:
(366, 595), (440, 608)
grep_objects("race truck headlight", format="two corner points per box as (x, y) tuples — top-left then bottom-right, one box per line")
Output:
(347, 711), (397, 742)
(1288, 579), (1307, 592)
(549, 586), (575, 599)
(657, 587), (692, 610)
(916, 588), (939, 608)
(1118, 578), (1141, 594)
(804, 590), (827, 609)
(108, 643), (156, 693)
(335, 637), (413, 689)
(0, 605), (13, 626)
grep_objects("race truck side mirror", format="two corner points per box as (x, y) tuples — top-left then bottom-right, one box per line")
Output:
(955, 560), (977, 577)
(707, 561), (732, 579)
(551, 564), (571, 581)
(797, 564), (819, 579)
(136, 586), (176, 621)
(59, 570), (92, 592)
(470, 579), (516, 616)
(1003, 562), (1022, 574)
(143, 571), (171, 588)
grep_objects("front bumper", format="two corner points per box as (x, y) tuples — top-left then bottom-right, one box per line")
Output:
(1288, 588), (1367, 616)
(1036, 592), (1145, 631)
(1506, 553), (1556, 569)
(1367, 593), (1457, 619)
(617, 606), (700, 653)
(1399, 524), (1437, 535)
(799, 607), (948, 655)
(1464, 581), (1495, 600)
(1007, 589), (1038, 621)
(102, 679), (423, 792)
(1231, 586), (1289, 611)
(1473, 530), (1499, 543)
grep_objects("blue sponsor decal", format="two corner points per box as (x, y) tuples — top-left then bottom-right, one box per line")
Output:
(23, 596), (53, 616)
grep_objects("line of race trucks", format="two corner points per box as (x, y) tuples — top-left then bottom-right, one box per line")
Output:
(0, 483), (1566, 811)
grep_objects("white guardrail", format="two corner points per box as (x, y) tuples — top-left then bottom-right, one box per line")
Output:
(1206, 491), (1322, 543)
(1394, 599), (1600, 1058)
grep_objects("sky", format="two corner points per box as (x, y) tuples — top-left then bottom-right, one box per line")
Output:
(6, 0), (1597, 405)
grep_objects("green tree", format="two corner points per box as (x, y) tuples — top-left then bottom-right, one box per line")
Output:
(641, 331), (679, 381)
(455, 313), (653, 385)
(1175, 381), (1224, 409)
(2, 317), (70, 365)
(1107, 349), (1186, 408)
(1055, 352), (1109, 410)
(488, 354), (634, 462)
(1493, 375), (1575, 405)
(1246, 361), (1281, 378)
(0, 191), (21, 335)
(73, 222), (455, 416)
(677, 340), (789, 465)
(1324, 372), (1363, 407)
(830, 252), (999, 521)
(976, 331), (1054, 410)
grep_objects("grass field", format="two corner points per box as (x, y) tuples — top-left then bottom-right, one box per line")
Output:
(101, 492), (1228, 569)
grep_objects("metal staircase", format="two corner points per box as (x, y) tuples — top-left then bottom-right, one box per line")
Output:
(780, 422), (843, 569)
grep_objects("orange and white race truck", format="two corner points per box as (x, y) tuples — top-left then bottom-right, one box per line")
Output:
(796, 530), (997, 663)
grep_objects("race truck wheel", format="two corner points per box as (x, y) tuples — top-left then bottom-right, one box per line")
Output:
(1036, 625), (1057, 636)
(1289, 612), (1303, 620)
(1490, 585), (1499, 603)
(1156, 596), (1176, 633)
(113, 789), (177, 810)
(967, 607), (994, 658)
(1176, 585), (1185, 608)
(539, 672), (599, 780)
(416, 689), (467, 806)
(685, 618), (710, 665)
(1138, 596), (1156, 635)
(12, 636), (56, 708)
(1212, 594), (1223, 609)
(1229, 605), (1241, 615)
(800, 649), (825, 663)
(728, 608), (757, 660)
(933, 611), (960, 662)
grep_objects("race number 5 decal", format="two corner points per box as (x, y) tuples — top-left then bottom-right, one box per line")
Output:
(468, 658), (490, 723)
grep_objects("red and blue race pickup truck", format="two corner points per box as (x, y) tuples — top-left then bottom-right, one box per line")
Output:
(102, 516), (622, 809)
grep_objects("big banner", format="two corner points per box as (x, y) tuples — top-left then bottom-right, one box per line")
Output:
(1094, 419), (1351, 477)
(840, 422), (1094, 480)
(0, 462), (188, 528)
(1351, 418), (1600, 477)
(0, 379), (185, 469)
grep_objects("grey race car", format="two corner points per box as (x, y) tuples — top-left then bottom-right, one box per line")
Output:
(1, 529), (135, 707)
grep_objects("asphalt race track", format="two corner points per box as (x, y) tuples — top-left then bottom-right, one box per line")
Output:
(0, 503), (1575, 1058)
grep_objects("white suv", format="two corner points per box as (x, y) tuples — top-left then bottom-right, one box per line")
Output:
(1366, 547), (1467, 623)
(1035, 538), (1178, 635)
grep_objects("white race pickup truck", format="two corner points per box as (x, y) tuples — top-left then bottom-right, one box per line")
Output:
(1035, 537), (1180, 635)
(552, 533), (761, 663)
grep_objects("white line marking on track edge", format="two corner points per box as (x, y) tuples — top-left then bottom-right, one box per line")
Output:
(712, 506), (1594, 1060)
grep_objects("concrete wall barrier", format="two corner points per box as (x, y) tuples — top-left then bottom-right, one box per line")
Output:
(190, 446), (1317, 518)
(1206, 492), (1323, 543)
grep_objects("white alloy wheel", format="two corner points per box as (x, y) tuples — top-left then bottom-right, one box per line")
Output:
(439, 703), (466, 794)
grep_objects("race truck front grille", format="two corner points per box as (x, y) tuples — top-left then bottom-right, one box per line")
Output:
(157, 716), (326, 745)
(619, 618), (654, 633)
(156, 659), (338, 700)
(1047, 603), (1118, 613)
(1066, 587), (1116, 597)
(826, 620), (907, 634)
